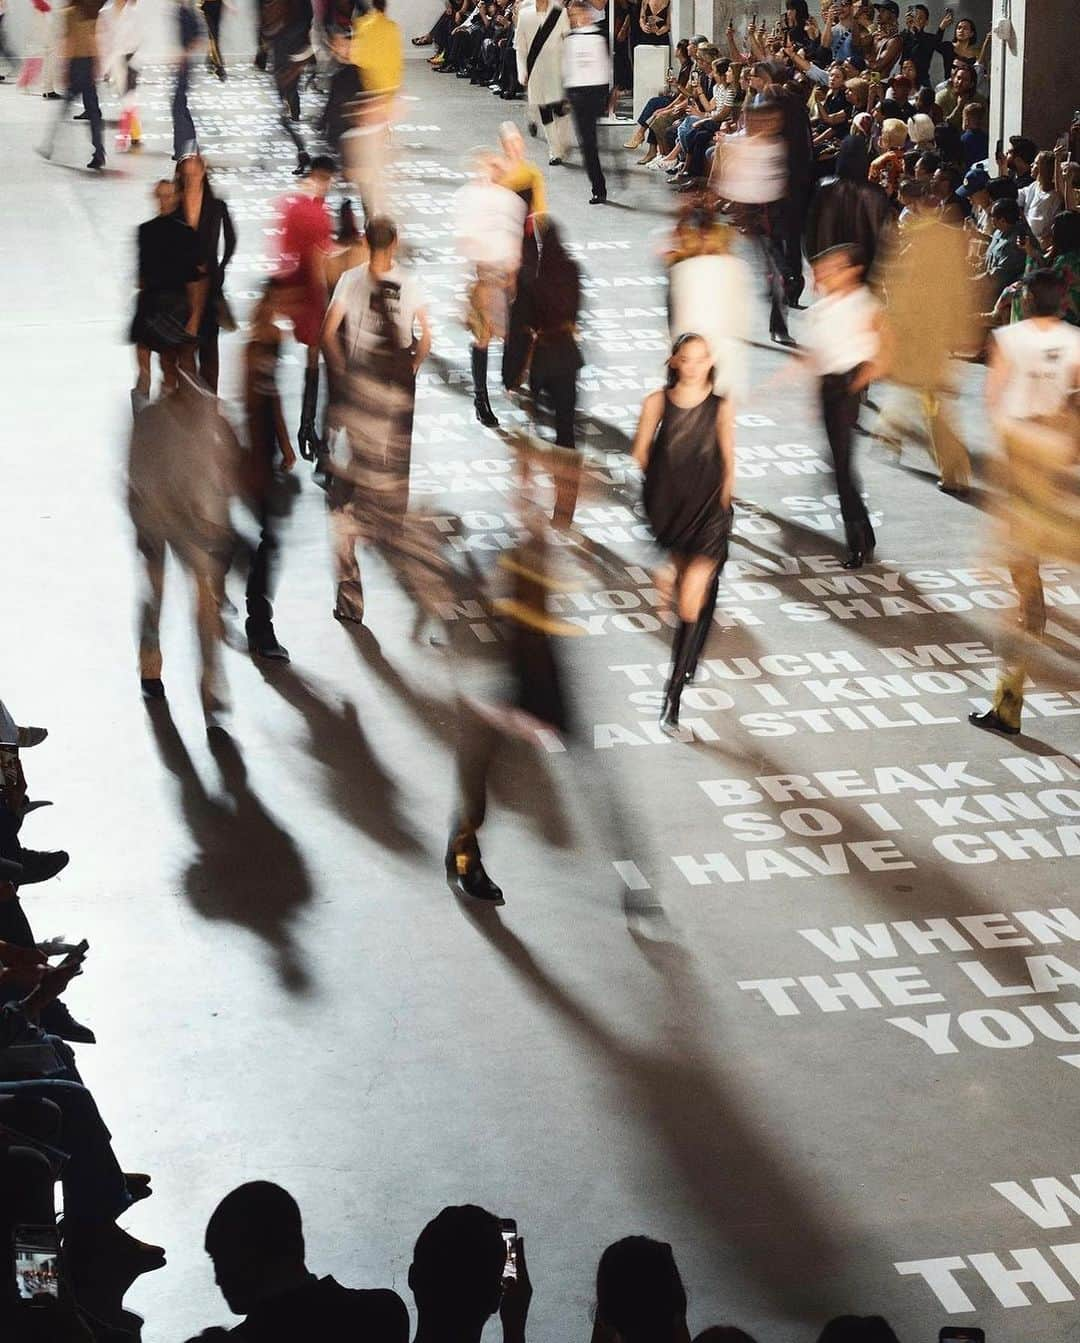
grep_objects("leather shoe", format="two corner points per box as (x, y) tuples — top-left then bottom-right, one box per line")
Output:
(445, 845), (504, 904)
(841, 548), (874, 570)
(589, 193), (607, 204)
(40, 997), (96, 1044)
(14, 849), (69, 884)
(770, 331), (797, 348)
(246, 621), (290, 662)
(969, 708), (1019, 736)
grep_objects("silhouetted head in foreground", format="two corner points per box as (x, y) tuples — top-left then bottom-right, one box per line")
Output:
(409, 1205), (505, 1338)
(595, 1236), (689, 1343)
(205, 1181), (307, 1315)
(816, 1316), (901, 1343)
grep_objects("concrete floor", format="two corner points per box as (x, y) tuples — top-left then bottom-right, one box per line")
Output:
(3, 56), (1080, 1343)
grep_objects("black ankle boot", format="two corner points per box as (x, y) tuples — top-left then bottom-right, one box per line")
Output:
(471, 346), (499, 427)
(445, 835), (504, 904)
(683, 574), (719, 684)
(660, 621), (694, 736)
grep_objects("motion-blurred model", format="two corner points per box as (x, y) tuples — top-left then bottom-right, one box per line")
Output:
(321, 215), (432, 624)
(127, 374), (238, 726)
(970, 268), (1080, 738)
(632, 334), (735, 735)
(454, 152), (527, 428)
(514, 0), (570, 166)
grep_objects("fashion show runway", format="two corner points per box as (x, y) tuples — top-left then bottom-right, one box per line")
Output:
(3, 54), (1080, 1343)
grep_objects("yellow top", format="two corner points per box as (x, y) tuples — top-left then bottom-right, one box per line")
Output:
(351, 10), (404, 95)
(500, 160), (547, 218)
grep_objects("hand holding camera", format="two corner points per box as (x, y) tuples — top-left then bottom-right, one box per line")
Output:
(498, 1222), (532, 1343)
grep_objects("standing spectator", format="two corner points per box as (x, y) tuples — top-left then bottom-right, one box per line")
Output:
(934, 61), (983, 132)
(563, 0), (610, 204)
(1000, 133), (1037, 189)
(1019, 150), (1065, 248)
(38, 0), (105, 170)
(514, 0), (571, 167)
(959, 99), (987, 167)
(970, 269), (1080, 737)
(186, 1182), (410, 1341)
(803, 243), (893, 570)
(900, 3), (950, 87)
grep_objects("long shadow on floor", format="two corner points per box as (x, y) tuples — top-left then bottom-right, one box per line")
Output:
(255, 662), (425, 858)
(463, 909), (848, 1324)
(146, 704), (314, 994)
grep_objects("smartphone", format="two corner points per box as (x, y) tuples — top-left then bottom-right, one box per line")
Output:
(499, 1218), (518, 1283)
(13, 1225), (63, 1304)
(939, 1331), (984, 1343)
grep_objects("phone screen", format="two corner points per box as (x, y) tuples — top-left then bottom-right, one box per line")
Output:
(14, 1226), (62, 1302)
(499, 1218), (518, 1282)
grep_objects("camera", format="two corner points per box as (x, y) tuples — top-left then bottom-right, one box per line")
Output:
(12, 1225), (63, 1306)
(499, 1218), (518, 1283)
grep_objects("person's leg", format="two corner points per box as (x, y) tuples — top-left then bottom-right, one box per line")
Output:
(330, 501), (365, 620)
(191, 555), (226, 713)
(0, 1081), (130, 1224)
(821, 372), (874, 563)
(446, 704), (503, 901)
(197, 321), (220, 395)
(135, 346), (152, 398)
(204, 0), (225, 75)
(924, 390), (971, 491)
(79, 58), (105, 161)
(135, 533), (166, 686)
(245, 496), (282, 648)
(172, 59), (196, 159)
(569, 90), (606, 199)
(298, 346), (322, 455)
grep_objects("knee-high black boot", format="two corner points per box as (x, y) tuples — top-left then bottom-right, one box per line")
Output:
(683, 573), (719, 685)
(471, 345), (499, 428)
(660, 620), (695, 736)
(297, 361), (323, 460)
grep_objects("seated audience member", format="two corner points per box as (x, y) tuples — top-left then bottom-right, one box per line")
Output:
(978, 196), (1028, 300)
(409, 1204), (531, 1343)
(911, 149), (939, 181)
(1002, 133), (1037, 189)
(1019, 149), (1065, 248)
(896, 176), (931, 229)
(910, 85), (941, 126)
(835, 110), (873, 181)
(959, 99), (987, 167)
(0, 962), (164, 1326)
(868, 117), (908, 200)
(931, 163), (967, 222)
(593, 1236), (688, 1343)
(994, 210), (1080, 327)
(187, 1181), (410, 1341)
(932, 121), (963, 170)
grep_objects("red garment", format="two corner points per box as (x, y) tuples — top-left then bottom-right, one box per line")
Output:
(272, 193), (333, 346)
(32, 0), (51, 13)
